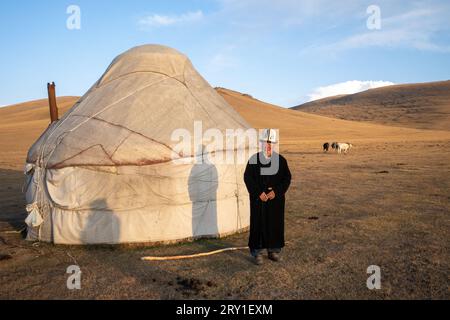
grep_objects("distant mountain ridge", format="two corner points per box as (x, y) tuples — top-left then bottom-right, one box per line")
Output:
(292, 80), (450, 131)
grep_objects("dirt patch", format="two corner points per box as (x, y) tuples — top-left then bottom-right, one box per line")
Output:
(0, 254), (12, 261)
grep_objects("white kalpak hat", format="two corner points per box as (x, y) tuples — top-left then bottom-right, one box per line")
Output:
(259, 129), (278, 144)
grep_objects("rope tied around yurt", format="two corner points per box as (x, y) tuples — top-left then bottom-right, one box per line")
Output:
(24, 202), (44, 228)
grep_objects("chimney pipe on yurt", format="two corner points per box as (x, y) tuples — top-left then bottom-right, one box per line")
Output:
(47, 82), (59, 123)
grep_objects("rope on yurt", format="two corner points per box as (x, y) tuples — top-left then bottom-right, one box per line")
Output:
(233, 155), (242, 231)
(41, 73), (184, 170)
(25, 75), (185, 242)
(27, 97), (84, 241)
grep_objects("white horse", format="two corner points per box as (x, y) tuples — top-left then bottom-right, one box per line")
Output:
(337, 143), (353, 154)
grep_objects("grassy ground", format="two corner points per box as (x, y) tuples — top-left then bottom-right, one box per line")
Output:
(1, 140), (449, 299)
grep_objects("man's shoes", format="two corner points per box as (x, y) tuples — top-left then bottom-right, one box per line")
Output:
(255, 255), (263, 265)
(268, 252), (281, 262)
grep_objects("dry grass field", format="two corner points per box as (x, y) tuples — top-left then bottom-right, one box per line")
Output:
(0, 88), (449, 299)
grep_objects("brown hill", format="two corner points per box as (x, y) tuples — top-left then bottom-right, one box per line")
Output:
(292, 80), (450, 131)
(1, 88), (450, 169)
(216, 87), (450, 148)
(0, 97), (79, 168)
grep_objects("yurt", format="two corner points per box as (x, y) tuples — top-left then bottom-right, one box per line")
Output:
(24, 45), (251, 244)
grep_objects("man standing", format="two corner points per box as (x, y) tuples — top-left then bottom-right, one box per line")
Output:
(244, 129), (292, 265)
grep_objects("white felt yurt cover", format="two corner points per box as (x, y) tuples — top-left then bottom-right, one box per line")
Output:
(24, 45), (251, 244)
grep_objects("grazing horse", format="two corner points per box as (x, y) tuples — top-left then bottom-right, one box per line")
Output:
(337, 142), (353, 154)
(323, 142), (330, 152)
(331, 142), (338, 151)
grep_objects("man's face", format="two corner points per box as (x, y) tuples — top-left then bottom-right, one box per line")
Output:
(264, 142), (272, 157)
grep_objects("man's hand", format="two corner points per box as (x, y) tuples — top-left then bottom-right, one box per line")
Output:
(259, 192), (268, 202)
(267, 190), (276, 200)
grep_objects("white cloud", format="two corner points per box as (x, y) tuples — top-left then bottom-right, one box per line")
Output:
(217, 0), (359, 29)
(214, 1), (450, 56)
(307, 80), (395, 101)
(302, 4), (450, 54)
(138, 10), (203, 28)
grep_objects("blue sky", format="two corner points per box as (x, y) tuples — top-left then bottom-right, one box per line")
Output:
(0, 0), (449, 107)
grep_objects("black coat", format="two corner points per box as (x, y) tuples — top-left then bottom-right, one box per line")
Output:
(244, 152), (292, 250)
